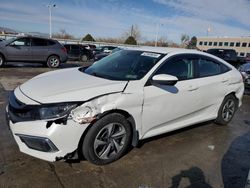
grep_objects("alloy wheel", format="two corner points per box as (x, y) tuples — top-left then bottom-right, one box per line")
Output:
(49, 57), (59, 67)
(94, 123), (127, 160)
(222, 99), (235, 122)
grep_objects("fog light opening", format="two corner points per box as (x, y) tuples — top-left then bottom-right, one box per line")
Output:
(16, 134), (59, 152)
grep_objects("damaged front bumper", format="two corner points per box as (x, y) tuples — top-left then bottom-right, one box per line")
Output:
(7, 108), (88, 162)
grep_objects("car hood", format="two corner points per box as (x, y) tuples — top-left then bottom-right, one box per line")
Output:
(19, 68), (128, 104)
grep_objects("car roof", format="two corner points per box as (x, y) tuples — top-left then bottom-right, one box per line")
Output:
(15, 36), (56, 42)
(207, 48), (236, 52)
(125, 46), (200, 54)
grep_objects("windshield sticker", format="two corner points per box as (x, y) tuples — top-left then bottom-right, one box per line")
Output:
(126, 75), (137, 79)
(141, 52), (161, 58)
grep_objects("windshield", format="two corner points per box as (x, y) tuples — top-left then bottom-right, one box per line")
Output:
(82, 50), (164, 81)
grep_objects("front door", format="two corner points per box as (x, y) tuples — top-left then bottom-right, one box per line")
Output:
(142, 55), (201, 138)
(5, 38), (31, 61)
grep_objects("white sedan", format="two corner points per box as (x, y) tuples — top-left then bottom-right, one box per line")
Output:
(6, 47), (244, 165)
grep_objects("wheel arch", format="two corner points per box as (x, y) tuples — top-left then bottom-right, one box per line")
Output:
(46, 54), (61, 62)
(225, 91), (239, 107)
(77, 109), (139, 158)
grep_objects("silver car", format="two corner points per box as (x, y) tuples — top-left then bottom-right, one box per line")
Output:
(0, 36), (68, 68)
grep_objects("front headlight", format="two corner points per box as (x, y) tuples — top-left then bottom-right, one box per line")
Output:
(39, 103), (78, 120)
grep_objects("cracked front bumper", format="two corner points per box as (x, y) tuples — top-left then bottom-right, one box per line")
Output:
(6, 107), (89, 162)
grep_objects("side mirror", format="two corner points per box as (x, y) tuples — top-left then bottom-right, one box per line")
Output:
(151, 74), (178, 86)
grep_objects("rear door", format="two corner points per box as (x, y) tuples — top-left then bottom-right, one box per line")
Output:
(5, 38), (32, 61)
(31, 38), (49, 61)
(194, 55), (230, 113)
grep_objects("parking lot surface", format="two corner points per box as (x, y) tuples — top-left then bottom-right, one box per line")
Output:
(0, 62), (250, 188)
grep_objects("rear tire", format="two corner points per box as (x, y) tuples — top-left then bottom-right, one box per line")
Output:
(0, 54), (5, 67)
(47, 55), (60, 68)
(215, 95), (238, 125)
(82, 113), (132, 165)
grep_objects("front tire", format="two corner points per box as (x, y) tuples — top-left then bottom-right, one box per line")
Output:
(47, 55), (60, 68)
(0, 54), (5, 67)
(215, 95), (238, 125)
(82, 113), (132, 165)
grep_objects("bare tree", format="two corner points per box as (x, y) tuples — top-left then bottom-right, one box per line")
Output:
(53, 29), (74, 39)
(157, 36), (169, 47)
(123, 24), (141, 41)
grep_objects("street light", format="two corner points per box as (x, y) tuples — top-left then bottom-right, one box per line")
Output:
(47, 4), (56, 38)
(155, 23), (163, 47)
(207, 26), (211, 36)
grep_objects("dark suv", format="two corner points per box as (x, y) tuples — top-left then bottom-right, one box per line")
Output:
(0, 36), (68, 68)
(206, 49), (237, 63)
(64, 44), (94, 62)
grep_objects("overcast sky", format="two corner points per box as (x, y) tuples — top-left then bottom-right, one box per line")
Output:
(0, 0), (250, 43)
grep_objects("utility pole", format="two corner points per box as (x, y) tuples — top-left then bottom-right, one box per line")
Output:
(47, 4), (56, 38)
(155, 23), (163, 47)
(155, 24), (159, 47)
(130, 25), (134, 37)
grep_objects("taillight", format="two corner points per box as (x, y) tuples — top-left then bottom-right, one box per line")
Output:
(61, 47), (67, 53)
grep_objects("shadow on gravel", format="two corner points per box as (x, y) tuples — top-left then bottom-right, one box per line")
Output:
(221, 129), (250, 188)
(170, 167), (212, 188)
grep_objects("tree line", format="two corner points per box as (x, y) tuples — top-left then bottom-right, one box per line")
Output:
(53, 25), (197, 48)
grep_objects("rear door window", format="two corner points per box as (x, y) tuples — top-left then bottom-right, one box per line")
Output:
(198, 59), (221, 77)
(48, 40), (56, 46)
(31, 38), (48, 46)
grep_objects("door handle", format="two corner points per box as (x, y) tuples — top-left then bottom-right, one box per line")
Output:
(187, 86), (199, 91)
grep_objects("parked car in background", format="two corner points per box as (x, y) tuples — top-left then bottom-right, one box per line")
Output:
(246, 53), (250, 63)
(7, 47), (244, 165)
(92, 45), (117, 55)
(206, 49), (238, 64)
(64, 44), (94, 62)
(0, 36), (67, 68)
(94, 47), (122, 61)
(238, 62), (250, 88)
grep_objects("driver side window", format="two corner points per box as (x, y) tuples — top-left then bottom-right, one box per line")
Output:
(155, 57), (195, 81)
(11, 38), (30, 46)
